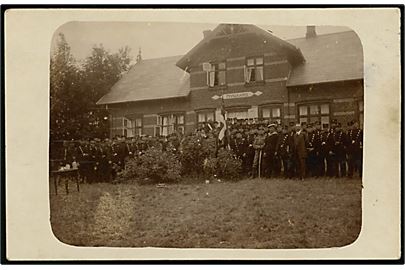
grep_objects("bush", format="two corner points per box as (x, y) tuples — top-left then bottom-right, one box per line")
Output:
(203, 148), (242, 181)
(121, 147), (182, 184)
(179, 135), (216, 176)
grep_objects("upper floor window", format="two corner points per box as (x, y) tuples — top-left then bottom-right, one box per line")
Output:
(207, 62), (226, 87)
(244, 57), (264, 83)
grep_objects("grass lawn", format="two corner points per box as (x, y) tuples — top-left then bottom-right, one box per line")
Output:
(50, 177), (362, 248)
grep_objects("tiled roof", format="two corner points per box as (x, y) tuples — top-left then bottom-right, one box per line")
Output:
(97, 30), (364, 105)
(96, 55), (190, 105)
(286, 31), (363, 87)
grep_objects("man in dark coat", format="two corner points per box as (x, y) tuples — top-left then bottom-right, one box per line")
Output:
(306, 124), (318, 178)
(347, 121), (363, 177)
(263, 124), (279, 178)
(333, 123), (348, 177)
(293, 123), (308, 180)
(276, 125), (291, 178)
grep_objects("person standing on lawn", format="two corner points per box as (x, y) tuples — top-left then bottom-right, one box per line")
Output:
(346, 121), (363, 178)
(333, 123), (348, 177)
(263, 123), (279, 178)
(275, 125), (291, 178)
(293, 123), (308, 180)
(251, 126), (266, 179)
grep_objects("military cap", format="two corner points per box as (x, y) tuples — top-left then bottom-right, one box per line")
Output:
(268, 123), (276, 128)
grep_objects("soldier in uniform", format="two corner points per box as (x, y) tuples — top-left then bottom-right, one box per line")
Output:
(347, 121), (363, 177)
(292, 123), (308, 180)
(251, 126), (266, 178)
(333, 123), (347, 177)
(236, 129), (249, 176)
(312, 122), (323, 177)
(245, 128), (255, 177)
(325, 122), (337, 177)
(275, 125), (291, 178)
(263, 124), (279, 178)
(319, 124), (331, 177)
(306, 123), (318, 177)
(98, 139), (110, 182)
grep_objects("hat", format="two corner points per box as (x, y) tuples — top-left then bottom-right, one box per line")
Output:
(289, 121), (296, 127)
(268, 123), (276, 128)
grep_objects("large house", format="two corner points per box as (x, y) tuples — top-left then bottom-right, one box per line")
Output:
(97, 24), (364, 138)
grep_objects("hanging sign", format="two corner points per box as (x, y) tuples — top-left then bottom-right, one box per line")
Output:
(211, 91), (262, 100)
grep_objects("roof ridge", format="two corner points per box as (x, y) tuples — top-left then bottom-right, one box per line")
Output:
(286, 30), (355, 41)
(140, 54), (184, 61)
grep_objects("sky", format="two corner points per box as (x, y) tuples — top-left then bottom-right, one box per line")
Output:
(51, 21), (350, 64)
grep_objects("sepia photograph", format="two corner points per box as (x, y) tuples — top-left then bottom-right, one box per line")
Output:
(3, 7), (401, 261)
(49, 21), (364, 248)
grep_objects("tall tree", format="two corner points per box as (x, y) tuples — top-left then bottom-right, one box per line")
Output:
(50, 35), (132, 141)
(81, 44), (132, 139)
(50, 33), (83, 140)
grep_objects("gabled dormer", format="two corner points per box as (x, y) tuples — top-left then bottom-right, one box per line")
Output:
(176, 24), (305, 90)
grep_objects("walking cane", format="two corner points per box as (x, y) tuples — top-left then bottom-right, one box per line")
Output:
(258, 150), (262, 179)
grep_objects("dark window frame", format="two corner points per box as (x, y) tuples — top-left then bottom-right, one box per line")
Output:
(260, 104), (283, 124)
(245, 56), (265, 83)
(297, 102), (331, 128)
(158, 112), (185, 136)
(208, 62), (227, 88)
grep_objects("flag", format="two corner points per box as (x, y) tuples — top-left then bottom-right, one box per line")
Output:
(218, 95), (227, 141)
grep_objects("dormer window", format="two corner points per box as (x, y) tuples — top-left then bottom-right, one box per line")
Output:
(206, 62), (226, 87)
(244, 57), (264, 83)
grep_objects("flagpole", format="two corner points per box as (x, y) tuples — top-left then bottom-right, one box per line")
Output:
(220, 87), (230, 150)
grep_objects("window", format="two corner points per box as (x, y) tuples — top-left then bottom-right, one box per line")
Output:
(123, 116), (143, 138)
(261, 106), (282, 124)
(197, 110), (215, 127)
(298, 103), (330, 127)
(245, 57), (264, 83)
(157, 113), (185, 136)
(227, 110), (248, 120)
(207, 62), (226, 87)
(133, 118), (143, 137)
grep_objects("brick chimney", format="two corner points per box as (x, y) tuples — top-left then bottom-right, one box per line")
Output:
(306, 25), (317, 38)
(203, 30), (212, 38)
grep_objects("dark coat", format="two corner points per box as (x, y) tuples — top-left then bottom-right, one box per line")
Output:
(293, 131), (308, 158)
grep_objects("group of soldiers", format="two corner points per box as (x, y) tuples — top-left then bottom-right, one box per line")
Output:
(50, 118), (363, 183)
(226, 119), (363, 180)
(50, 134), (182, 183)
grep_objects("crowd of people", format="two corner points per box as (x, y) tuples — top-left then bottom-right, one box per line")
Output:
(50, 118), (363, 183)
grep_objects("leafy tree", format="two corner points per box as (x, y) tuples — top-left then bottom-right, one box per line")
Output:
(50, 34), (132, 141)
(50, 33), (83, 140)
(80, 44), (132, 139)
